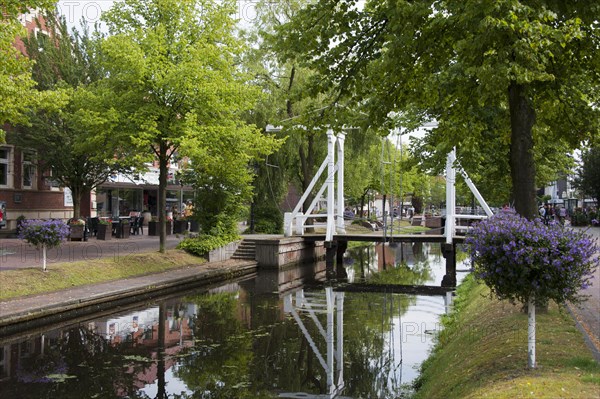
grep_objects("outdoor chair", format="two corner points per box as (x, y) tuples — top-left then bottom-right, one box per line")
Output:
(131, 216), (144, 235)
(87, 217), (99, 237)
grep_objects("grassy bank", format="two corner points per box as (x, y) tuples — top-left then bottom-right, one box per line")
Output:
(415, 275), (600, 398)
(0, 250), (204, 301)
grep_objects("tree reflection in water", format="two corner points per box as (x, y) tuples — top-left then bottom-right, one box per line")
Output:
(0, 242), (452, 399)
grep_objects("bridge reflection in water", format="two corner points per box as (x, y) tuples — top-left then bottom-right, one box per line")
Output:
(0, 242), (468, 398)
(280, 288), (347, 399)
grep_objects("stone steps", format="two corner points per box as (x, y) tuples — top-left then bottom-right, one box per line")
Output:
(231, 239), (257, 260)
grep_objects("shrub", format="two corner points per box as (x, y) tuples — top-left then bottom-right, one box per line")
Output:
(466, 211), (598, 306)
(466, 211), (598, 368)
(570, 210), (589, 226)
(18, 219), (70, 249)
(16, 215), (26, 235)
(177, 233), (239, 257)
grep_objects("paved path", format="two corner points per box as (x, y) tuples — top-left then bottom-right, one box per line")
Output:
(0, 233), (184, 270)
(568, 227), (600, 359)
(0, 258), (257, 337)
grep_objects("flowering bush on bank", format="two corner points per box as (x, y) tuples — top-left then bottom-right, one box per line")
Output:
(18, 219), (70, 249)
(465, 211), (598, 306)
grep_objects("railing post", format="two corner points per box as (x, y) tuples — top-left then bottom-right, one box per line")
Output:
(336, 133), (346, 234)
(445, 149), (456, 244)
(326, 130), (336, 242)
(284, 212), (293, 237)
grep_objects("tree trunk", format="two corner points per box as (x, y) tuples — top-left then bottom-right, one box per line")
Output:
(508, 82), (537, 219)
(158, 141), (168, 253)
(527, 295), (536, 368)
(71, 186), (82, 220)
(42, 244), (47, 272)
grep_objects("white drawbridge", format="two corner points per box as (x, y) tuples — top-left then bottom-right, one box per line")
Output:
(282, 129), (347, 242)
(276, 124), (492, 242)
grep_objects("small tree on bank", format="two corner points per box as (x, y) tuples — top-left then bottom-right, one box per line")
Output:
(15, 17), (134, 220)
(18, 219), (70, 271)
(466, 212), (599, 368)
(99, 0), (275, 252)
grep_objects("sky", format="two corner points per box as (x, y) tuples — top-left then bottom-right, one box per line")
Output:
(57, 1), (114, 28)
(57, 1), (262, 30)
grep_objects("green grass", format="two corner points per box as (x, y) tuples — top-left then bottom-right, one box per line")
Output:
(0, 250), (205, 301)
(414, 275), (600, 398)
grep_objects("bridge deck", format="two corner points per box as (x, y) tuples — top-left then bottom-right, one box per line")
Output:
(302, 233), (465, 243)
(333, 283), (455, 295)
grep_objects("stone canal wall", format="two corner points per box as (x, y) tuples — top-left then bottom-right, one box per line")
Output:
(255, 237), (325, 268)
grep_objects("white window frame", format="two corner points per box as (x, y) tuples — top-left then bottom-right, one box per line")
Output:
(0, 146), (13, 189)
(22, 150), (37, 190)
(43, 169), (61, 191)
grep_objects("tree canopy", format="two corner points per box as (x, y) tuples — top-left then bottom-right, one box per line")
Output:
(13, 17), (131, 219)
(574, 146), (600, 204)
(0, 0), (57, 141)
(273, 0), (600, 218)
(99, 0), (279, 250)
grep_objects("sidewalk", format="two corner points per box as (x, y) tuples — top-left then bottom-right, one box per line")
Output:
(568, 226), (600, 358)
(0, 258), (257, 337)
(0, 233), (185, 270)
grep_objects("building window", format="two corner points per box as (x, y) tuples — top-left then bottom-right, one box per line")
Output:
(43, 169), (61, 191)
(22, 150), (36, 189)
(0, 147), (12, 188)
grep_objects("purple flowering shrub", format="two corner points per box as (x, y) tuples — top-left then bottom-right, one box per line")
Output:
(18, 219), (70, 249)
(466, 212), (598, 306)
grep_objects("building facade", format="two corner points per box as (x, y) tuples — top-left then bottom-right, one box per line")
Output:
(1, 11), (194, 234)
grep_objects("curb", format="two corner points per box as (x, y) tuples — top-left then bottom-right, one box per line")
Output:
(566, 303), (600, 363)
(0, 260), (257, 338)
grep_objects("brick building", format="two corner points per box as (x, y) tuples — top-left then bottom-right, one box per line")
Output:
(0, 10), (74, 232)
(0, 10), (196, 234)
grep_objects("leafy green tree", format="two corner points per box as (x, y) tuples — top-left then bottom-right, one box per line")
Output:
(0, 0), (56, 141)
(246, 1), (374, 231)
(273, 0), (600, 219)
(574, 146), (600, 204)
(14, 17), (132, 219)
(99, 0), (278, 251)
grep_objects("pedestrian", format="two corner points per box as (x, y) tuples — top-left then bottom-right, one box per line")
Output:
(183, 200), (194, 219)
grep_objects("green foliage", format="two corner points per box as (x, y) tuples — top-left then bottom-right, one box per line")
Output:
(251, 203), (283, 234)
(574, 146), (600, 203)
(273, 0), (600, 218)
(97, 0), (280, 251)
(177, 233), (239, 257)
(0, 1), (57, 140)
(14, 16), (132, 219)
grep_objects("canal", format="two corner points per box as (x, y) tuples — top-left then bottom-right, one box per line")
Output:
(0, 242), (469, 398)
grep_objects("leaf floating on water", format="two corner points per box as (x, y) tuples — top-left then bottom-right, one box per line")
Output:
(232, 381), (250, 389)
(123, 355), (153, 363)
(252, 332), (271, 338)
(46, 374), (77, 383)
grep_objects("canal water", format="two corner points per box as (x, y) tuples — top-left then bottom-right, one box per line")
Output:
(0, 242), (469, 398)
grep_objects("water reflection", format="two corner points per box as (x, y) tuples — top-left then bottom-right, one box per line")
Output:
(0, 243), (467, 398)
(280, 288), (345, 399)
